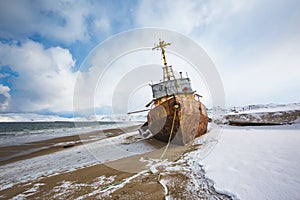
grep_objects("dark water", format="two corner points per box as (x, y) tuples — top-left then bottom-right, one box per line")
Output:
(0, 121), (116, 133)
(0, 122), (127, 143)
(0, 121), (132, 146)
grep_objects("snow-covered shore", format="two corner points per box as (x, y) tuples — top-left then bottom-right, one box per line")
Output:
(198, 124), (300, 200)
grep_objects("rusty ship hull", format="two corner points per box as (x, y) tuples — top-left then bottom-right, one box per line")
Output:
(140, 94), (208, 145)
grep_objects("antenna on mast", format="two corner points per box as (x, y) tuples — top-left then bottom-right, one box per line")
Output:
(152, 39), (171, 80)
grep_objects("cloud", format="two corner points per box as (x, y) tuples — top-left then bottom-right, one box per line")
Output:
(194, 0), (300, 105)
(0, 40), (77, 112)
(134, 0), (300, 106)
(224, 35), (300, 105)
(0, 84), (10, 111)
(134, 0), (258, 35)
(0, 73), (10, 78)
(0, 0), (112, 44)
(135, 0), (207, 35)
(0, 0), (139, 45)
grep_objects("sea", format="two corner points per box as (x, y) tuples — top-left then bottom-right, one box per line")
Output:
(0, 121), (137, 146)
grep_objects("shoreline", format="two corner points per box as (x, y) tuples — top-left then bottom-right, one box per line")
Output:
(0, 124), (188, 199)
(0, 137), (231, 199)
(1, 119), (299, 199)
(0, 125), (140, 166)
(0, 123), (233, 199)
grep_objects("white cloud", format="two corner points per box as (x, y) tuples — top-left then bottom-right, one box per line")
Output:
(222, 35), (300, 105)
(0, 40), (77, 112)
(135, 0), (300, 106)
(0, 0), (111, 44)
(135, 0), (207, 34)
(0, 73), (10, 78)
(134, 0), (257, 35)
(194, 0), (300, 106)
(93, 17), (111, 34)
(0, 84), (10, 111)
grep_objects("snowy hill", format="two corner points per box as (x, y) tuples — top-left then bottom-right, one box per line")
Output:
(212, 103), (300, 126)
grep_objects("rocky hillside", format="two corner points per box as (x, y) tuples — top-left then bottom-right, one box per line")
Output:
(212, 103), (300, 126)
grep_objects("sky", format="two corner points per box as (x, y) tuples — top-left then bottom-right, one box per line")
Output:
(0, 0), (299, 118)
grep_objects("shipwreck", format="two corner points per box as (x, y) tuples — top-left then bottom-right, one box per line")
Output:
(134, 39), (209, 145)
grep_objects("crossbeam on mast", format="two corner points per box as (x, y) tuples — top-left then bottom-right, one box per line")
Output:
(152, 39), (171, 80)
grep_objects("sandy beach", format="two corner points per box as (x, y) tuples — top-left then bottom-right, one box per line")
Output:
(0, 123), (232, 199)
(0, 125), (140, 166)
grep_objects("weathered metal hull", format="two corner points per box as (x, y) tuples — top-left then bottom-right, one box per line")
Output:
(139, 94), (209, 145)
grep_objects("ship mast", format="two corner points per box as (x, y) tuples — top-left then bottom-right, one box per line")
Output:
(152, 39), (171, 81)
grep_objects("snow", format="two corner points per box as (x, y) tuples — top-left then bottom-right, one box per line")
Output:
(93, 170), (148, 198)
(141, 147), (235, 199)
(11, 183), (45, 199)
(198, 125), (300, 200)
(228, 103), (300, 115)
(0, 131), (157, 190)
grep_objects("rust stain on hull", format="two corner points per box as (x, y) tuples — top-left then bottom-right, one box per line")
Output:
(146, 94), (208, 145)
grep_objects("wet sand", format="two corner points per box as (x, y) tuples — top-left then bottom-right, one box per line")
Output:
(0, 125), (232, 199)
(0, 125), (140, 165)
(0, 138), (188, 199)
